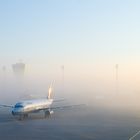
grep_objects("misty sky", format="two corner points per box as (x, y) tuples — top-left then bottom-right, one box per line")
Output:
(0, 0), (140, 101)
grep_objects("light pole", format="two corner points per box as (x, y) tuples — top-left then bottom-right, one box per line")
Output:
(115, 64), (119, 95)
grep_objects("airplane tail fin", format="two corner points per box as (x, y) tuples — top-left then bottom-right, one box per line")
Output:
(47, 81), (55, 99)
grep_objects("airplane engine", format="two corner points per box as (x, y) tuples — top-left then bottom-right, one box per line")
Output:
(50, 110), (54, 114)
(44, 110), (54, 117)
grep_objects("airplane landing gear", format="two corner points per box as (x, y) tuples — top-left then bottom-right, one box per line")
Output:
(19, 114), (28, 120)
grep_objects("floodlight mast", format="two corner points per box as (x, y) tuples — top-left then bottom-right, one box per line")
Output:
(115, 64), (119, 95)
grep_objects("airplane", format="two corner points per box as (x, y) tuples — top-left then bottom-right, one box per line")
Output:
(0, 82), (74, 120)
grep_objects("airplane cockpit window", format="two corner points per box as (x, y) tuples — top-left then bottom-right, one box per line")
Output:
(15, 103), (23, 108)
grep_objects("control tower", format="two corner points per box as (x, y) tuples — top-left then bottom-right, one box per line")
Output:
(12, 62), (25, 77)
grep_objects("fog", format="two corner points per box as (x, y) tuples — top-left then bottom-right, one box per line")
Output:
(0, 62), (140, 113)
(1, 0), (140, 112)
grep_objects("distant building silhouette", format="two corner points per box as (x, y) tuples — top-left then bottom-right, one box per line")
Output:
(12, 62), (25, 77)
(2, 65), (6, 72)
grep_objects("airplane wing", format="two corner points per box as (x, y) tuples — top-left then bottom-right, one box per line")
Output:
(53, 99), (65, 102)
(51, 104), (85, 110)
(0, 104), (14, 108)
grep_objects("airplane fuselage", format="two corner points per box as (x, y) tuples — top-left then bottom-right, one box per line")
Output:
(12, 99), (53, 116)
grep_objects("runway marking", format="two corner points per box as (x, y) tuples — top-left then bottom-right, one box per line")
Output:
(129, 130), (140, 140)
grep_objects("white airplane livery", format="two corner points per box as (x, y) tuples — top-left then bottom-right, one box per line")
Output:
(0, 83), (65, 120)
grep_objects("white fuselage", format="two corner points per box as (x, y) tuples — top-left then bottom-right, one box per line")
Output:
(12, 99), (53, 115)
